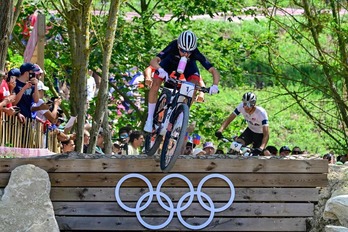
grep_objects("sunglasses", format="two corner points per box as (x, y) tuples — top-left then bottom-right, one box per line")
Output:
(179, 48), (192, 54)
(292, 151), (301, 154)
(243, 102), (254, 107)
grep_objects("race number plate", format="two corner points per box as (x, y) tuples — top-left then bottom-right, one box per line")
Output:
(179, 82), (195, 97)
(230, 141), (242, 151)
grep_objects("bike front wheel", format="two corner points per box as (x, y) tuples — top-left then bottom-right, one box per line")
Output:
(144, 89), (171, 156)
(160, 104), (189, 172)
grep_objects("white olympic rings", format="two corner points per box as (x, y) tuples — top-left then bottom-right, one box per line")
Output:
(115, 173), (235, 230)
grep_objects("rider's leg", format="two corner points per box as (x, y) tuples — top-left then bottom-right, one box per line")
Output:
(187, 74), (200, 106)
(237, 128), (254, 146)
(144, 78), (162, 132)
(235, 137), (246, 146)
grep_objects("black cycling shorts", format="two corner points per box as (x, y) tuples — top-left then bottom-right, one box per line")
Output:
(238, 127), (263, 148)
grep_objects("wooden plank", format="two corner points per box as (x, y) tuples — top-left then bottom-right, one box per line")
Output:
(56, 216), (307, 231)
(49, 187), (320, 202)
(51, 173), (327, 187)
(0, 173), (328, 187)
(0, 158), (328, 173)
(53, 202), (314, 217)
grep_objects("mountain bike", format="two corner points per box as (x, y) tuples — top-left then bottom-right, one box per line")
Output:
(144, 73), (210, 172)
(219, 136), (258, 156)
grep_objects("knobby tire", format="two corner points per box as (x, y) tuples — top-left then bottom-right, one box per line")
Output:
(145, 89), (171, 156)
(160, 104), (189, 172)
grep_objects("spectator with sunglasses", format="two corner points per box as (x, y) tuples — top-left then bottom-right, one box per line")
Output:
(143, 30), (220, 132)
(215, 92), (270, 156)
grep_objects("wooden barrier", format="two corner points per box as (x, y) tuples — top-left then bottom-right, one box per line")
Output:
(0, 113), (59, 152)
(0, 157), (328, 231)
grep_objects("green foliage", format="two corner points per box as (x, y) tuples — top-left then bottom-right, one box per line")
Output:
(191, 85), (332, 154)
(7, 0), (345, 155)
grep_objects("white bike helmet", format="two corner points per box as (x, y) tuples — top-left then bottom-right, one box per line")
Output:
(178, 30), (197, 51)
(242, 92), (257, 106)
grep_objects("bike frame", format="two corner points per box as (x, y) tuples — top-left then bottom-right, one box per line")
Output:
(159, 79), (195, 135)
(144, 70), (210, 172)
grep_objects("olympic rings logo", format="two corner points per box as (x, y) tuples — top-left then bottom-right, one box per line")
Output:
(115, 173), (235, 230)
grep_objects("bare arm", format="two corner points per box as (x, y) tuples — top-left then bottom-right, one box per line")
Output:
(260, 126), (270, 150)
(0, 99), (10, 108)
(31, 78), (39, 103)
(208, 67), (220, 86)
(45, 99), (61, 123)
(217, 113), (237, 132)
(31, 103), (50, 112)
(14, 82), (32, 105)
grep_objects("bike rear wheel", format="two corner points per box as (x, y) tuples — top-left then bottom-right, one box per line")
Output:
(160, 104), (189, 172)
(145, 89), (171, 156)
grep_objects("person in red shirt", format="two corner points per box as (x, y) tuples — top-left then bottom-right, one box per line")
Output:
(0, 70), (16, 116)
(0, 69), (26, 122)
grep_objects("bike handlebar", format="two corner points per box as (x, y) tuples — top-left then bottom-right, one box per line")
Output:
(218, 136), (259, 156)
(166, 76), (213, 93)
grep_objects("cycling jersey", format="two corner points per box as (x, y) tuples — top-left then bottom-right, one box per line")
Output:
(157, 40), (214, 78)
(233, 103), (269, 134)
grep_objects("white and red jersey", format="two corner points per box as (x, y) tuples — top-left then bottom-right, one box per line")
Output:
(0, 80), (12, 108)
(234, 103), (269, 134)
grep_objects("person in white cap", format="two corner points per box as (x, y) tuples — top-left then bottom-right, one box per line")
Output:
(203, 141), (215, 155)
(192, 148), (206, 156)
(34, 64), (49, 98)
(30, 63), (62, 123)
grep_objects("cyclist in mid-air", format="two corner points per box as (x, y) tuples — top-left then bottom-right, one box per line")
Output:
(143, 30), (220, 132)
(215, 92), (270, 156)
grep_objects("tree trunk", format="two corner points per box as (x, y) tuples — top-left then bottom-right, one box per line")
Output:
(64, 0), (93, 152)
(0, 0), (13, 70)
(0, 0), (22, 70)
(88, 0), (122, 154)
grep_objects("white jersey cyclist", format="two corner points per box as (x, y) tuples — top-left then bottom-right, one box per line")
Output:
(234, 103), (268, 134)
(215, 92), (270, 155)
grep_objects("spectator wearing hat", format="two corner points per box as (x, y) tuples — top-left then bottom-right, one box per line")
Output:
(184, 137), (196, 155)
(0, 69), (26, 123)
(6, 68), (21, 93)
(30, 65), (60, 124)
(323, 153), (335, 164)
(279, 146), (291, 157)
(263, 145), (278, 156)
(0, 70), (16, 116)
(13, 62), (40, 118)
(192, 148), (206, 156)
(117, 126), (132, 153)
(112, 141), (122, 155)
(203, 141), (215, 155)
(34, 64), (49, 98)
